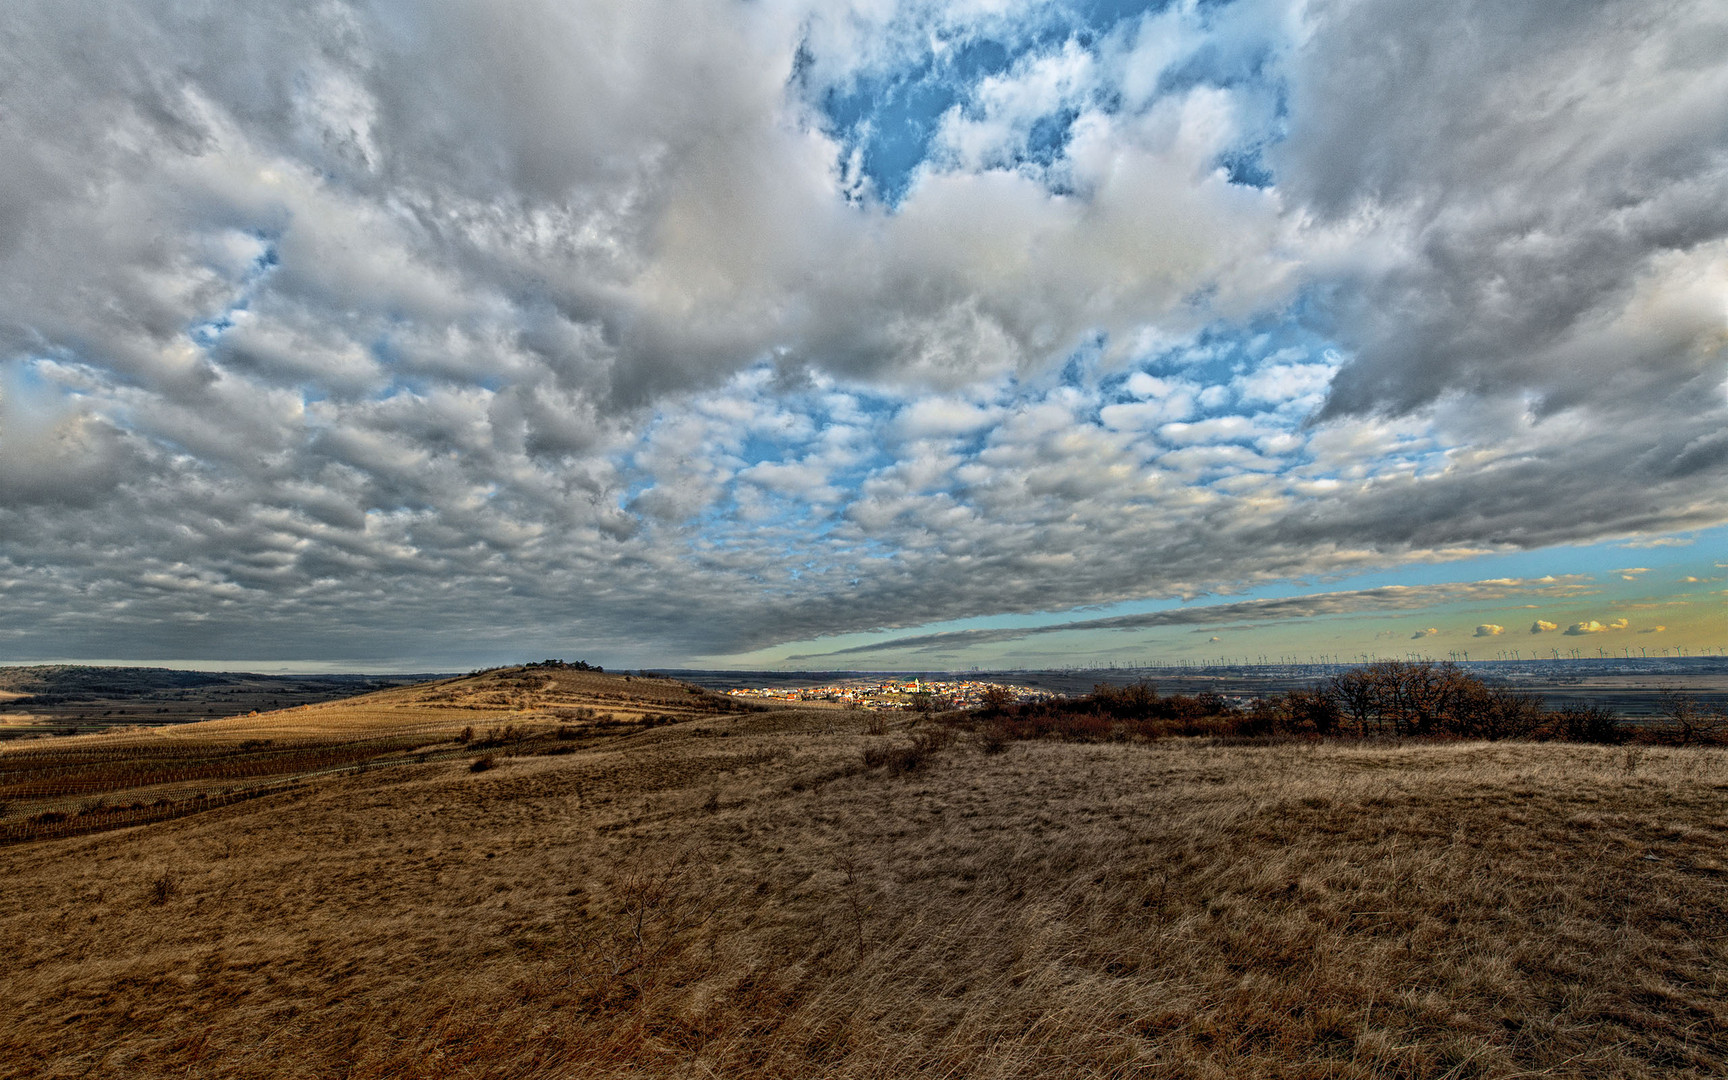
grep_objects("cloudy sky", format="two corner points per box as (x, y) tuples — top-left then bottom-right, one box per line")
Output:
(1, 0), (1725, 671)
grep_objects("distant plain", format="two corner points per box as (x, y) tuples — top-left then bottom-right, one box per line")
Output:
(0, 667), (445, 740)
(678, 658), (1728, 717)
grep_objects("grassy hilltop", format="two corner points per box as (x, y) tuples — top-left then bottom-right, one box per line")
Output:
(2, 665), (1727, 1077)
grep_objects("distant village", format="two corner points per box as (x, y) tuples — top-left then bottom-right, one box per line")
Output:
(725, 678), (1059, 711)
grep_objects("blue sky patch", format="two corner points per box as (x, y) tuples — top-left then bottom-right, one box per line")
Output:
(808, 1), (1181, 205)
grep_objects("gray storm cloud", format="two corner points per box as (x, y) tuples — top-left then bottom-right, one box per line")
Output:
(1283, 0), (1728, 427)
(0, 0), (1725, 666)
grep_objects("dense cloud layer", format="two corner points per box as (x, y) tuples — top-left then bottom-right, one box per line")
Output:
(0, 0), (1724, 665)
(1284, 0), (1728, 425)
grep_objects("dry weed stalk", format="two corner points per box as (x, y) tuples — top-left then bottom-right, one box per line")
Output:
(563, 847), (718, 1008)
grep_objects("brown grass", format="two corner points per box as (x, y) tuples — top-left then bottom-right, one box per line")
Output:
(2, 698), (1727, 1077)
(0, 666), (758, 843)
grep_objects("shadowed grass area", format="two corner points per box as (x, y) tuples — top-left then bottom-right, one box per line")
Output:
(2, 699), (1726, 1077)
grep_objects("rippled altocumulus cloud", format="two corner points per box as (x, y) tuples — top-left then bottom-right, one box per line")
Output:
(0, 0), (1724, 666)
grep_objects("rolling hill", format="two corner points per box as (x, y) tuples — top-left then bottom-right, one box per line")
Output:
(2, 667), (1726, 1077)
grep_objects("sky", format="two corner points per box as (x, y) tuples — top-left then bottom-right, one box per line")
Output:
(0, 0), (1725, 672)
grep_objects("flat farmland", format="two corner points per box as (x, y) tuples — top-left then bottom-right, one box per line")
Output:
(0, 667), (446, 740)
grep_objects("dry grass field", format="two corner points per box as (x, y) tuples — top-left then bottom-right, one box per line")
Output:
(3, 669), (1728, 1077)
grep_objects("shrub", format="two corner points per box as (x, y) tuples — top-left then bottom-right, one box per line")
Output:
(863, 729), (952, 774)
(1283, 688), (1340, 735)
(1089, 680), (1159, 718)
(944, 662), (1635, 747)
(1319, 661), (1589, 741)
(470, 755), (497, 773)
(147, 873), (178, 905)
(563, 851), (712, 1007)
(1549, 704), (1624, 744)
(1454, 684), (1546, 740)
(1651, 690), (1726, 746)
(1059, 712), (1115, 740)
(979, 725), (1009, 754)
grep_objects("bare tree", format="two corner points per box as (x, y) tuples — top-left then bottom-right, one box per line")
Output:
(1654, 689), (1724, 746)
(1325, 668), (1379, 735)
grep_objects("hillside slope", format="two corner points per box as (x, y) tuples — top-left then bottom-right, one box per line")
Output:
(95, 662), (744, 743)
(2, 704), (1727, 1077)
(0, 664), (755, 844)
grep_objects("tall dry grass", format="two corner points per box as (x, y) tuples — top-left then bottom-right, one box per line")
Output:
(2, 707), (1726, 1077)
